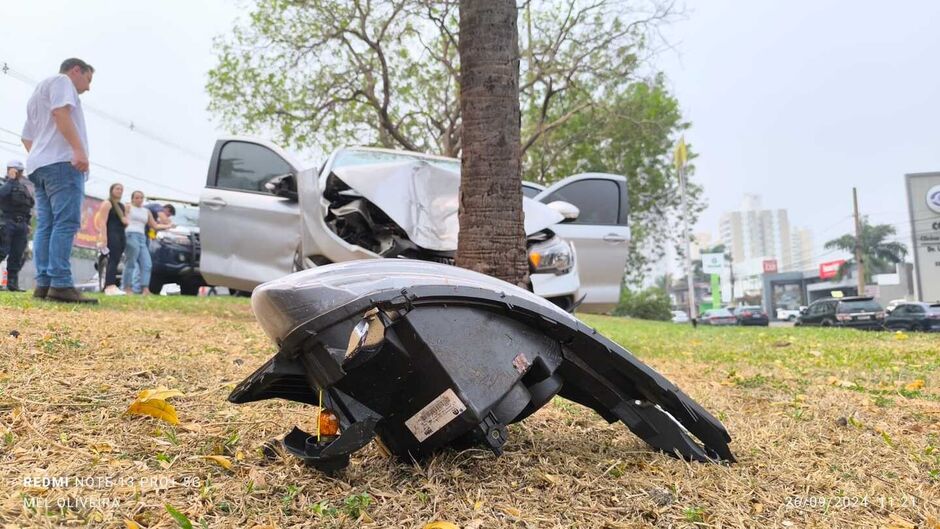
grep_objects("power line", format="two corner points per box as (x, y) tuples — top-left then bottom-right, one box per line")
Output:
(1, 60), (205, 161)
(0, 123), (196, 198)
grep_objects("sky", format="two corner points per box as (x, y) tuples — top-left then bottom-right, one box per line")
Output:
(658, 0), (940, 263)
(2, 0), (937, 266)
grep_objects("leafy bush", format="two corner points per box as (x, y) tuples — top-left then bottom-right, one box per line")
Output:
(613, 287), (672, 321)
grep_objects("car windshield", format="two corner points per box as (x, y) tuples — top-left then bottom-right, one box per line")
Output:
(333, 149), (460, 173)
(837, 300), (882, 313)
(168, 203), (199, 228)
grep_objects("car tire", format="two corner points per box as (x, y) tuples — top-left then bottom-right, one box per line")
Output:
(149, 274), (165, 296)
(821, 319), (834, 327)
(180, 277), (202, 296)
(787, 315), (796, 322)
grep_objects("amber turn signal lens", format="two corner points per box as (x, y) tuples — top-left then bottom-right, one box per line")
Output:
(318, 409), (340, 436)
(528, 252), (542, 268)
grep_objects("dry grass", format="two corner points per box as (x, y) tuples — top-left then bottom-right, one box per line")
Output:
(0, 295), (939, 528)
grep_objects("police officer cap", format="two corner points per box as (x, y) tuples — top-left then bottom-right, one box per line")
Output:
(6, 160), (24, 171)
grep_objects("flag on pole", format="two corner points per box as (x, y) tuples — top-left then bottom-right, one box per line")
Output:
(674, 136), (687, 171)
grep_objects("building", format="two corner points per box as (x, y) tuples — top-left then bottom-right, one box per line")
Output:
(690, 232), (713, 260)
(719, 194), (794, 271)
(790, 227), (815, 272)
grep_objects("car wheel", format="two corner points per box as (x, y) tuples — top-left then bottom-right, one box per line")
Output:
(821, 319), (834, 327)
(149, 274), (165, 295)
(909, 324), (919, 332)
(180, 277), (202, 296)
(96, 254), (109, 292)
(787, 315), (796, 322)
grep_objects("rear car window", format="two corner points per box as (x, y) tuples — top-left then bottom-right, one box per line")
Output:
(837, 300), (882, 313)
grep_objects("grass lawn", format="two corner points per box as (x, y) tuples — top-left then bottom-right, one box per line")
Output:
(1, 293), (938, 528)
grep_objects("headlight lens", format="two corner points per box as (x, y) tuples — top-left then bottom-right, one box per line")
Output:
(528, 236), (573, 275)
(156, 231), (192, 246)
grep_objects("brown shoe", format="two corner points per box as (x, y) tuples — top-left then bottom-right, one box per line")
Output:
(33, 286), (49, 299)
(47, 287), (99, 304)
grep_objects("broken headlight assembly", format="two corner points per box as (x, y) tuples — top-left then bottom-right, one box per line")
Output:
(229, 259), (734, 473)
(527, 236), (573, 275)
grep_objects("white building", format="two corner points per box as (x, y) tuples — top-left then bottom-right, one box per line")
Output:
(719, 194), (795, 271)
(789, 227), (815, 272)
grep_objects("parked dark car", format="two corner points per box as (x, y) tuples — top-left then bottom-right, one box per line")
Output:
(701, 308), (736, 326)
(883, 302), (940, 332)
(796, 296), (885, 330)
(731, 305), (769, 326)
(148, 199), (207, 295)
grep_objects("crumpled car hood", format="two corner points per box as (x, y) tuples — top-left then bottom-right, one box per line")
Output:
(332, 161), (563, 251)
(231, 260), (734, 472)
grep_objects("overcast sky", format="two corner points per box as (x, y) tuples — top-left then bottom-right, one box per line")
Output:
(2, 0), (937, 265)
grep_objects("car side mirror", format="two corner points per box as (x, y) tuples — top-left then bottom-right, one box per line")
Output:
(799, 307), (808, 315)
(265, 173), (298, 201)
(546, 200), (580, 222)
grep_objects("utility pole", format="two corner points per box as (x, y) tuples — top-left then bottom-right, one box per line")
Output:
(853, 187), (865, 296)
(676, 138), (696, 321)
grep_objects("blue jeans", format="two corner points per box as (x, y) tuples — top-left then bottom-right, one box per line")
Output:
(28, 162), (84, 288)
(123, 232), (152, 293)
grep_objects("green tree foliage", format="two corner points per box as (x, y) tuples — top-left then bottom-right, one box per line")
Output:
(824, 218), (908, 282)
(206, 0), (702, 281)
(613, 286), (672, 321)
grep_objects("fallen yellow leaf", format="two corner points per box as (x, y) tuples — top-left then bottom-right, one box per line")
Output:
(127, 399), (179, 425)
(423, 522), (459, 529)
(905, 379), (925, 391)
(126, 387), (184, 425)
(202, 455), (233, 470)
(124, 519), (142, 529)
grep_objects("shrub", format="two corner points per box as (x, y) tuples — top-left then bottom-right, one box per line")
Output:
(613, 287), (672, 321)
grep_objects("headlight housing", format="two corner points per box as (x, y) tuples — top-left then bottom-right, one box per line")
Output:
(528, 236), (573, 275)
(156, 231), (192, 246)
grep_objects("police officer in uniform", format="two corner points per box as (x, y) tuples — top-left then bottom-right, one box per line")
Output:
(0, 160), (35, 292)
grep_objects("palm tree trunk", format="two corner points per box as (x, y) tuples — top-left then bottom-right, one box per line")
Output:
(456, 0), (528, 287)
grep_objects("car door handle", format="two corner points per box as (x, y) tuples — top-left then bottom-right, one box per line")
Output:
(603, 233), (627, 243)
(202, 198), (227, 209)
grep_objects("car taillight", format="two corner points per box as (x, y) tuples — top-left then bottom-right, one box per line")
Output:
(741, 311), (752, 317)
(836, 314), (851, 321)
(927, 313), (940, 320)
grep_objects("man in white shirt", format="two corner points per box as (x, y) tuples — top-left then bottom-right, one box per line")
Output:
(21, 58), (97, 304)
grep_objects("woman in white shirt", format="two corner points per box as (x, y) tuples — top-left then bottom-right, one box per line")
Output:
(123, 190), (172, 295)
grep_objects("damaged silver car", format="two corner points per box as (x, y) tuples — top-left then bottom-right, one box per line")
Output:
(230, 260), (735, 473)
(199, 138), (627, 311)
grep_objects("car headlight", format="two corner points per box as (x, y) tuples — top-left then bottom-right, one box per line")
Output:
(528, 236), (573, 275)
(156, 231), (192, 246)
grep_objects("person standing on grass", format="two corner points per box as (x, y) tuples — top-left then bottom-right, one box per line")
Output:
(123, 190), (171, 295)
(0, 160), (35, 291)
(20, 58), (97, 304)
(93, 183), (128, 296)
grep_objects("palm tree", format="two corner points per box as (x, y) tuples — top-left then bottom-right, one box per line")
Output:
(456, 0), (528, 286)
(824, 218), (908, 282)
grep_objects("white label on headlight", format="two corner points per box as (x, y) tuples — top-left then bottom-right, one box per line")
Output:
(405, 388), (467, 442)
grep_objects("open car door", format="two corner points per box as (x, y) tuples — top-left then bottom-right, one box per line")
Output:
(534, 173), (630, 313)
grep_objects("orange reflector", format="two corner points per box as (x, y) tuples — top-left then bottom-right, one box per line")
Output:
(318, 409), (340, 437)
(529, 252), (542, 268)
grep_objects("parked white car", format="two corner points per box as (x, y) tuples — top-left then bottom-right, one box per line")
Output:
(776, 307), (805, 321)
(199, 138), (629, 312)
(671, 310), (690, 323)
